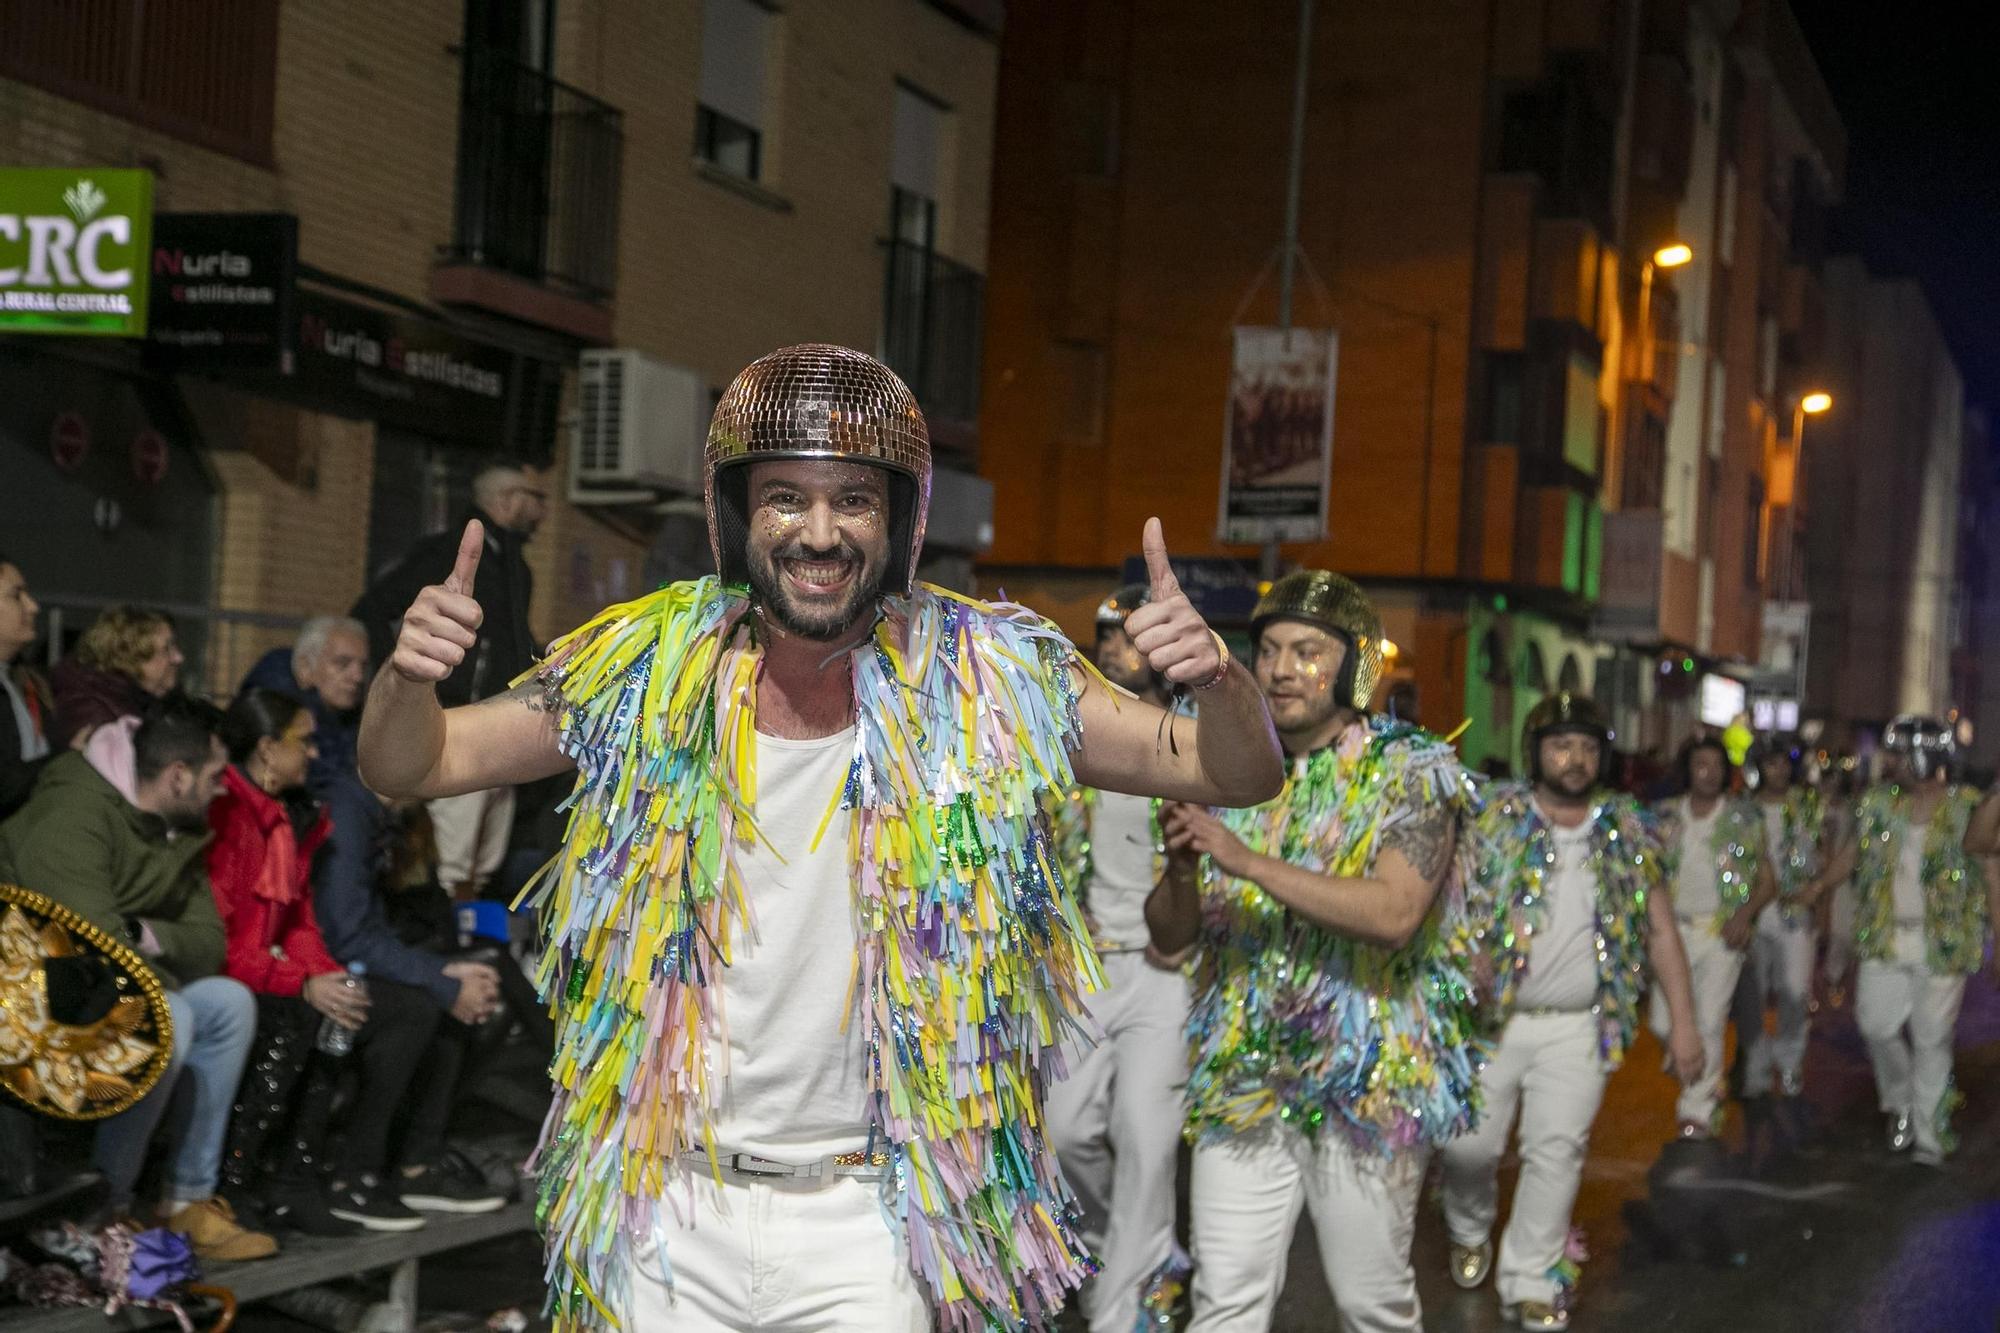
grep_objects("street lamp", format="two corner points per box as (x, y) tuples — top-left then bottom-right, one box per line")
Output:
(1637, 242), (1694, 383)
(1781, 390), (1833, 600)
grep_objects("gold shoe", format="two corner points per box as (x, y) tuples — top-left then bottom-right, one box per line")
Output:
(1517, 1299), (1571, 1331)
(162, 1197), (279, 1262)
(1449, 1239), (1492, 1289)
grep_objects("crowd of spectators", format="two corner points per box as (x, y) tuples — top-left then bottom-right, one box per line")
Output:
(0, 464), (557, 1267)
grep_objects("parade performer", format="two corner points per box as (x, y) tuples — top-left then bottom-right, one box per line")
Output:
(354, 345), (1285, 1332)
(1805, 716), (1996, 1164)
(1649, 735), (1775, 1136)
(1440, 692), (1703, 1332)
(1145, 570), (1481, 1333)
(1736, 735), (1832, 1100)
(1046, 584), (1193, 1333)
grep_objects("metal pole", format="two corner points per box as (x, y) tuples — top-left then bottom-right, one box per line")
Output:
(1263, 0), (1315, 581)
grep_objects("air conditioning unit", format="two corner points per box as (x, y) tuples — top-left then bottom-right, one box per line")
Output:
(570, 349), (708, 501)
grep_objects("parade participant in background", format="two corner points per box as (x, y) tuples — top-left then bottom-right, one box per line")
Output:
(1441, 692), (1704, 1333)
(1649, 736), (1776, 1137)
(356, 344), (1285, 1333)
(1047, 583), (1191, 1333)
(1147, 570), (1481, 1333)
(1808, 716), (1997, 1164)
(1734, 735), (1833, 1101)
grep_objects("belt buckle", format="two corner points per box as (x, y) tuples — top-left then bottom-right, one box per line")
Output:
(727, 1153), (796, 1179)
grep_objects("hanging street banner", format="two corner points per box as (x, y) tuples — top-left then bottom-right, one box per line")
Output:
(0, 168), (154, 336)
(1217, 326), (1338, 545)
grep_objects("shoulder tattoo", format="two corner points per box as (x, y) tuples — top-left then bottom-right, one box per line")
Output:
(1381, 801), (1454, 881)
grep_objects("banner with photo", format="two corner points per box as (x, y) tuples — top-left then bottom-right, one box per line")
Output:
(1217, 326), (1337, 544)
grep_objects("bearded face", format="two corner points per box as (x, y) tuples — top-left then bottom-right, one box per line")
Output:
(743, 459), (893, 641)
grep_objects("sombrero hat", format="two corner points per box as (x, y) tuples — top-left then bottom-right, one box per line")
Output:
(0, 883), (174, 1120)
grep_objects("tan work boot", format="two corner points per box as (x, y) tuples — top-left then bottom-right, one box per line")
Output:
(161, 1196), (279, 1262)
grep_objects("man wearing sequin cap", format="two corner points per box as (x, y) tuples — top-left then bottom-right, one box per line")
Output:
(1647, 736), (1777, 1138)
(1145, 569), (1481, 1333)
(355, 344), (1284, 1332)
(1805, 715), (1996, 1164)
(1045, 583), (1193, 1333)
(1440, 692), (1703, 1332)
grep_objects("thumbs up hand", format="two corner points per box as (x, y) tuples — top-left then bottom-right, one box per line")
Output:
(389, 520), (486, 685)
(1122, 518), (1228, 689)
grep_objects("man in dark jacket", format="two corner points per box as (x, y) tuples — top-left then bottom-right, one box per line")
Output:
(0, 697), (275, 1260)
(0, 554), (51, 820)
(352, 464), (545, 903)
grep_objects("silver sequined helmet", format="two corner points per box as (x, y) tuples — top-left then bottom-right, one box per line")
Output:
(1882, 714), (1956, 781)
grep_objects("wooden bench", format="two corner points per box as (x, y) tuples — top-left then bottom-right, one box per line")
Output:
(8, 1201), (537, 1333)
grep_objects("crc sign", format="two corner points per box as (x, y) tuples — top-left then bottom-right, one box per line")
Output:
(0, 169), (153, 336)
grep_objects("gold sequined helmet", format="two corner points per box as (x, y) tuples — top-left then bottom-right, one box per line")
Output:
(1523, 691), (1615, 783)
(0, 883), (174, 1121)
(704, 344), (932, 595)
(1095, 583), (1151, 628)
(1249, 569), (1383, 709)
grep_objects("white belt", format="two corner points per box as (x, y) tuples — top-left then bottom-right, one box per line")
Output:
(682, 1150), (892, 1181)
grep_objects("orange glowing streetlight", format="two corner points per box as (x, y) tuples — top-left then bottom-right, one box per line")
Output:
(1638, 242), (1694, 381)
(1653, 242), (1694, 269)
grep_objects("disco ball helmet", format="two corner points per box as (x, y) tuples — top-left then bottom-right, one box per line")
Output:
(1249, 570), (1383, 710)
(1523, 691), (1615, 784)
(704, 344), (932, 596)
(1882, 714), (1956, 781)
(1095, 583), (1151, 628)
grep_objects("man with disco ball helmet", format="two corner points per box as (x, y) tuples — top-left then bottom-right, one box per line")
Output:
(356, 344), (1285, 1331)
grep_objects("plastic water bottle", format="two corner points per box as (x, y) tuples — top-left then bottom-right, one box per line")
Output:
(315, 961), (368, 1056)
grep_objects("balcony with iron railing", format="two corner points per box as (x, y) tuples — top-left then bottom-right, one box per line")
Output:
(432, 48), (625, 341)
(881, 240), (985, 443)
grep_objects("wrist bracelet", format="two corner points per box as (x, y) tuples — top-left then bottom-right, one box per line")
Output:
(1192, 630), (1231, 691)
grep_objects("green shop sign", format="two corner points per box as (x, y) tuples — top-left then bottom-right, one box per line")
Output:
(0, 168), (153, 336)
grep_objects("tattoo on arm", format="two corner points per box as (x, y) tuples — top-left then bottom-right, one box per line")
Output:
(498, 680), (552, 714)
(1380, 803), (1454, 882)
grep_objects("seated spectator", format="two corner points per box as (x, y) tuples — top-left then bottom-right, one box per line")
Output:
(51, 607), (184, 749)
(241, 615), (368, 776)
(210, 688), (446, 1234)
(242, 624), (508, 1217)
(0, 554), (52, 820)
(0, 697), (276, 1261)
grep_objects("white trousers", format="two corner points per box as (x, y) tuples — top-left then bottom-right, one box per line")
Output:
(625, 1173), (928, 1331)
(1649, 920), (1743, 1128)
(1855, 926), (1967, 1158)
(427, 784), (516, 891)
(1739, 913), (1817, 1094)
(1439, 1010), (1607, 1308)
(1187, 1124), (1427, 1333)
(1047, 950), (1190, 1333)
(1821, 880), (1859, 985)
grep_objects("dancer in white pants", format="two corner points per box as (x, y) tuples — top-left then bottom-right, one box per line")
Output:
(1444, 692), (1704, 1333)
(1148, 570), (1483, 1333)
(1736, 738), (1833, 1099)
(1047, 585), (1192, 1333)
(1649, 738), (1774, 1136)
(1806, 716), (1998, 1164)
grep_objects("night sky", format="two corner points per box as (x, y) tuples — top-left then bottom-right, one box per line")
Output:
(1793, 4), (2000, 412)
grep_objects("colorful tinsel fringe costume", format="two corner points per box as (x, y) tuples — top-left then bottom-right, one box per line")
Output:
(520, 577), (1106, 1332)
(1763, 788), (1830, 925)
(1653, 796), (1765, 934)
(1852, 784), (1989, 975)
(1468, 783), (1662, 1069)
(1181, 715), (1485, 1155)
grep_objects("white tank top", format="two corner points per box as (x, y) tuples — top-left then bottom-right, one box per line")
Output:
(708, 727), (872, 1160)
(1088, 790), (1158, 950)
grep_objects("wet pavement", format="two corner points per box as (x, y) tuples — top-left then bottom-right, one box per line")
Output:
(242, 974), (2000, 1332)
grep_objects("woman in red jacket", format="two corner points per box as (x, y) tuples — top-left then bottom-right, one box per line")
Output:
(210, 689), (434, 1235)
